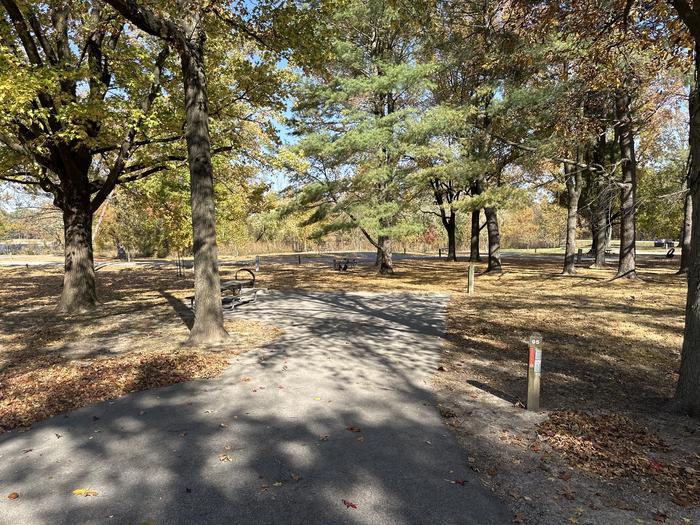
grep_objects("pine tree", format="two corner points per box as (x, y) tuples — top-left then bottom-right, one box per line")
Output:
(289, 0), (434, 274)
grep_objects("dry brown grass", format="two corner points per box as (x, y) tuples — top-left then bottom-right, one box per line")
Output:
(0, 256), (687, 427)
(256, 254), (686, 413)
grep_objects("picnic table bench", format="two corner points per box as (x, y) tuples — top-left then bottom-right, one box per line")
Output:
(332, 256), (358, 271)
(189, 268), (262, 311)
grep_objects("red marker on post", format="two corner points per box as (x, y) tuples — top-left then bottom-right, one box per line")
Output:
(527, 333), (542, 411)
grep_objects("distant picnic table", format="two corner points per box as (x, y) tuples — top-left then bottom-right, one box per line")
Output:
(332, 256), (358, 271)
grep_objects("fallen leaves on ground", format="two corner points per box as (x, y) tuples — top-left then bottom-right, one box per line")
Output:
(342, 499), (358, 509)
(0, 351), (229, 433)
(7, 492), (19, 500)
(0, 266), (283, 434)
(538, 410), (700, 507)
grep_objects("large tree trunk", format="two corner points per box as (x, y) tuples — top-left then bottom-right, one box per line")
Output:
(676, 46), (700, 416)
(590, 134), (608, 268)
(375, 235), (387, 266)
(432, 179), (457, 262)
(605, 212), (613, 252)
(377, 235), (394, 275)
(470, 209), (481, 262)
(614, 89), (638, 279)
(484, 207), (502, 273)
(592, 194), (608, 268)
(181, 44), (227, 345)
(563, 163), (582, 275)
(470, 180), (482, 262)
(57, 185), (97, 313)
(98, 0), (228, 344)
(680, 180), (692, 275)
(442, 210), (457, 262)
(588, 209), (597, 256)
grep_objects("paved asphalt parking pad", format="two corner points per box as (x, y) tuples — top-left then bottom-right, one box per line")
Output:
(0, 291), (510, 524)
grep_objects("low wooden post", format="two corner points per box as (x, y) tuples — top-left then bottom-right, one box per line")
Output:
(467, 264), (475, 294)
(255, 255), (260, 272)
(439, 248), (442, 258)
(527, 333), (543, 411)
(576, 248), (583, 263)
(298, 254), (301, 265)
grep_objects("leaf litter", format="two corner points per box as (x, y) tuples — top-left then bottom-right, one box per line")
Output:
(538, 411), (700, 507)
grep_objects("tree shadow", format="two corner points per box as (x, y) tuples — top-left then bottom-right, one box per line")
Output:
(0, 290), (510, 524)
(466, 380), (521, 405)
(161, 289), (194, 330)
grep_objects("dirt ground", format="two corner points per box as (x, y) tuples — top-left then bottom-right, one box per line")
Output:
(1, 253), (698, 524)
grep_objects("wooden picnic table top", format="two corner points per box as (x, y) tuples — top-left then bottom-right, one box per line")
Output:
(221, 279), (255, 291)
(221, 279), (255, 288)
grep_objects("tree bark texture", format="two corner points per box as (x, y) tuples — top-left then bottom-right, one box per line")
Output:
(470, 209), (481, 262)
(680, 180), (692, 275)
(377, 235), (394, 275)
(181, 42), (228, 344)
(676, 43), (700, 416)
(563, 163), (582, 275)
(591, 134), (609, 268)
(443, 210), (457, 261)
(57, 178), (97, 313)
(484, 207), (502, 273)
(614, 89), (638, 279)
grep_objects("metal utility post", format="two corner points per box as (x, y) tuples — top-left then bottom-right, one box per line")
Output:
(527, 333), (543, 411)
(467, 264), (475, 294)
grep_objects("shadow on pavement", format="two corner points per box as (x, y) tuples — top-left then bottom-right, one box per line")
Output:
(0, 291), (510, 524)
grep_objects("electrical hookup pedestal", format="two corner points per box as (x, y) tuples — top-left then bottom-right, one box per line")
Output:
(527, 332), (543, 411)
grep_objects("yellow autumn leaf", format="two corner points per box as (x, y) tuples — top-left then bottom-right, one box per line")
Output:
(72, 488), (98, 497)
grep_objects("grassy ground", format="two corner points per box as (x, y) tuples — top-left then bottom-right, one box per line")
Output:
(1, 253), (697, 522)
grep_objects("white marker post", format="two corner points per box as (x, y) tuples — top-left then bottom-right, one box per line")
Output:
(527, 333), (543, 411)
(467, 264), (475, 294)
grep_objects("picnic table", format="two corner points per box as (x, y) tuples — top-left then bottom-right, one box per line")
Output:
(332, 256), (358, 271)
(189, 268), (262, 310)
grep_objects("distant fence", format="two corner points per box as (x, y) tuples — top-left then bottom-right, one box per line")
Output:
(0, 240), (61, 255)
